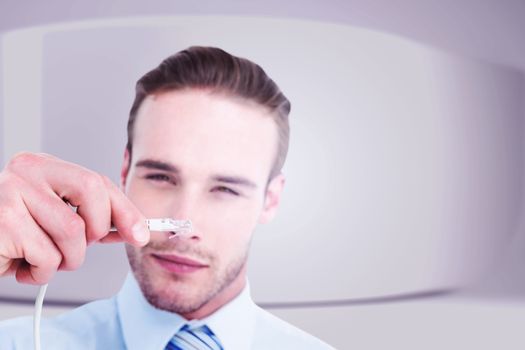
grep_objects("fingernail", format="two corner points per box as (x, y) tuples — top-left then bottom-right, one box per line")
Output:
(132, 222), (150, 243)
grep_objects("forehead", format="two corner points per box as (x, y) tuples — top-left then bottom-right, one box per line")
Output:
(132, 89), (278, 181)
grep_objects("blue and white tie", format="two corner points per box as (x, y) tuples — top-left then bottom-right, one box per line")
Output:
(165, 324), (224, 350)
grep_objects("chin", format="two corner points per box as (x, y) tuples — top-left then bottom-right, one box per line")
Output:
(143, 284), (209, 315)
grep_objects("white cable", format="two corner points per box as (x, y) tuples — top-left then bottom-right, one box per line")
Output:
(34, 283), (48, 350)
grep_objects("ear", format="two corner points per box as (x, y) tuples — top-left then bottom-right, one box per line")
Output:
(258, 173), (286, 224)
(120, 149), (131, 191)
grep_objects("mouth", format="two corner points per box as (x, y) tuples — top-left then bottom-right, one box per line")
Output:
(151, 253), (209, 274)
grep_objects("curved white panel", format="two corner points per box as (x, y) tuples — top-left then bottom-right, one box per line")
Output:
(0, 40), (3, 166)
(0, 16), (523, 304)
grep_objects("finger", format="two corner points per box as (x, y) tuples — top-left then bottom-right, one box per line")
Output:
(49, 170), (111, 245)
(6, 153), (147, 248)
(20, 181), (87, 271)
(0, 255), (21, 277)
(102, 177), (150, 246)
(75, 179), (111, 245)
(10, 155), (112, 245)
(15, 215), (63, 285)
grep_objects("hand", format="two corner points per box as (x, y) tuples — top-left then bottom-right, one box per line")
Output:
(0, 152), (150, 285)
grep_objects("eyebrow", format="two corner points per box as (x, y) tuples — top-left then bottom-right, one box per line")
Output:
(135, 159), (180, 173)
(135, 158), (258, 189)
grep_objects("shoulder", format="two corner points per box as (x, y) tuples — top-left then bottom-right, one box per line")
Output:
(0, 297), (124, 349)
(251, 306), (336, 350)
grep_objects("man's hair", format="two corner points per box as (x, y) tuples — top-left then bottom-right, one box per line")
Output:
(127, 46), (291, 179)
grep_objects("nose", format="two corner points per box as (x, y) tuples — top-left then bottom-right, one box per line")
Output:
(168, 193), (201, 241)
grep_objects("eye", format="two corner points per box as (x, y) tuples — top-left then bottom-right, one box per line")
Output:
(145, 173), (174, 184)
(213, 186), (239, 196)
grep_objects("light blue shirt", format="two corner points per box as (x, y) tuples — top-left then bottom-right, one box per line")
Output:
(0, 274), (335, 349)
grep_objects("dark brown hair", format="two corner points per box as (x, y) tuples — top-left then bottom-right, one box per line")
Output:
(127, 46), (291, 179)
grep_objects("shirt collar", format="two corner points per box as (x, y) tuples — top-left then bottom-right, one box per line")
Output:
(117, 273), (257, 350)
(117, 273), (186, 350)
(200, 282), (257, 350)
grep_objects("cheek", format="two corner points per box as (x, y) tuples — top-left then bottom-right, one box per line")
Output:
(207, 195), (263, 226)
(211, 223), (253, 265)
(200, 199), (262, 250)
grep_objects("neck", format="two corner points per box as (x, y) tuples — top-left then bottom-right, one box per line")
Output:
(181, 265), (247, 320)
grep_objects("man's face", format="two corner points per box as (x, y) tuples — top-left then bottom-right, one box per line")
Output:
(121, 89), (284, 319)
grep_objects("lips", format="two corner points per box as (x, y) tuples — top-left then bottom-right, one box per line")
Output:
(152, 253), (208, 274)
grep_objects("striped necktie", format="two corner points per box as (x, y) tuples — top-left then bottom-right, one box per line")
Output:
(165, 324), (224, 350)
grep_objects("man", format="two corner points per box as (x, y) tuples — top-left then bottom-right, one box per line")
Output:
(0, 46), (334, 349)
